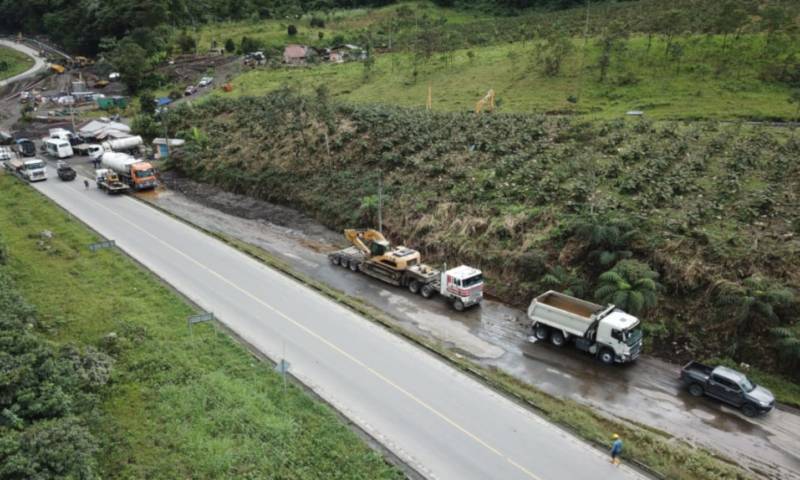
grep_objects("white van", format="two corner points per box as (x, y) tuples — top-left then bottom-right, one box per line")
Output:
(45, 139), (74, 159)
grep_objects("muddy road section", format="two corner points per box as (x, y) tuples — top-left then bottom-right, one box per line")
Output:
(121, 170), (798, 479)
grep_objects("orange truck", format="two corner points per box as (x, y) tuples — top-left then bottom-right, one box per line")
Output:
(100, 152), (158, 190)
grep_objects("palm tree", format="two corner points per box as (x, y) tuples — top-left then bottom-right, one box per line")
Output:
(771, 327), (800, 365)
(594, 259), (659, 315)
(713, 276), (794, 330)
(541, 266), (586, 298)
(572, 216), (636, 269)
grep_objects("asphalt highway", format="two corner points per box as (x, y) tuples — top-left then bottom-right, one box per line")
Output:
(32, 172), (647, 480)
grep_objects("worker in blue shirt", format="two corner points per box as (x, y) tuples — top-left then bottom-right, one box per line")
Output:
(610, 433), (623, 465)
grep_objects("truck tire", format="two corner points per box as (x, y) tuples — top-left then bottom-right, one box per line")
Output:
(741, 403), (758, 418)
(688, 383), (704, 397)
(452, 299), (465, 312)
(421, 284), (435, 299)
(349, 261), (359, 272)
(599, 349), (615, 365)
(550, 331), (566, 347)
(408, 280), (421, 294)
(534, 324), (549, 341)
(330, 255), (340, 266)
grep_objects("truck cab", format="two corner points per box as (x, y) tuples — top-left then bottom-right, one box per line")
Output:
(441, 266), (483, 310)
(130, 162), (158, 190)
(590, 309), (642, 364)
(21, 159), (47, 182)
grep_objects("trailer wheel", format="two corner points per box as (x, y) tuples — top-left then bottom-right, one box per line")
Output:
(452, 299), (465, 312)
(688, 383), (704, 397)
(420, 285), (435, 299)
(349, 261), (359, 272)
(534, 324), (549, 341)
(330, 255), (340, 266)
(550, 331), (566, 347)
(408, 280), (421, 294)
(598, 349), (615, 365)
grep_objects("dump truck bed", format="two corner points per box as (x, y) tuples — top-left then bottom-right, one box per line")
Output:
(527, 290), (604, 337)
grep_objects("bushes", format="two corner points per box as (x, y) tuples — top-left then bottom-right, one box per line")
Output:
(0, 265), (104, 479)
(595, 260), (660, 315)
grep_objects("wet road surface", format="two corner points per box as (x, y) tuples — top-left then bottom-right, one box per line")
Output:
(30, 167), (648, 480)
(46, 156), (800, 479)
(132, 172), (800, 480)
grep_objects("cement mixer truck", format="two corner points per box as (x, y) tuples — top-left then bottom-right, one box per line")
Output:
(101, 135), (143, 154)
(101, 152), (158, 191)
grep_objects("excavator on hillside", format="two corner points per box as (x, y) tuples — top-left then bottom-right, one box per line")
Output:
(328, 228), (485, 311)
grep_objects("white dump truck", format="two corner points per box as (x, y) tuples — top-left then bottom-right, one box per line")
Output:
(527, 290), (642, 364)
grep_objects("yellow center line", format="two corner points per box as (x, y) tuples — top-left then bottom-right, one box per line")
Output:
(56, 179), (544, 480)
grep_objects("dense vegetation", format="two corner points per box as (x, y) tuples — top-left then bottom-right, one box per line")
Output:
(0, 255), (105, 478)
(0, 173), (402, 479)
(0, 0), (581, 55)
(166, 89), (799, 380)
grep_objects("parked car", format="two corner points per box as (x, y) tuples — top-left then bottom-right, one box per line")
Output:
(184, 85), (198, 96)
(198, 76), (214, 87)
(108, 72), (121, 81)
(680, 361), (775, 417)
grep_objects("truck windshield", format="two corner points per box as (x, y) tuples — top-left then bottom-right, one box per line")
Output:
(623, 327), (643, 346)
(135, 169), (155, 178)
(740, 377), (756, 392)
(27, 161), (45, 169)
(461, 274), (483, 288)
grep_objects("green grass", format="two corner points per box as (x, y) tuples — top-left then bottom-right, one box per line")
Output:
(0, 45), (34, 81)
(0, 172), (402, 480)
(206, 33), (798, 121)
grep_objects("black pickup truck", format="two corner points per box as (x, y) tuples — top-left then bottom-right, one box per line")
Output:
(56, 161), (76, 181)
(680, 361), (775, 417)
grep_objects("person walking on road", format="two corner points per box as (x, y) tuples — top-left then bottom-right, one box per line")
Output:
(610, 433), (623, 465)
(83, 179), (89, 189)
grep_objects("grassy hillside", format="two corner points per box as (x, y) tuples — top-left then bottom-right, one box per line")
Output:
(195, 0), (800, 120)
(0, 45), (34, 81)
(0, 173), (402, 479)
(166, 90), (800, 379)
(209, 34), (798, 120)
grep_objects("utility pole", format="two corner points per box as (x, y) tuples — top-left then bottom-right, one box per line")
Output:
(378, 171), (383, 234)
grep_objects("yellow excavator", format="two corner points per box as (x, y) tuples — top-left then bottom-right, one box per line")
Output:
(344, 228), (421, 271)
(329, 228), (485, 311)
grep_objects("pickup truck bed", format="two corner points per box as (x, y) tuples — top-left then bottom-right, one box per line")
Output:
(680, 361), (713, 381)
